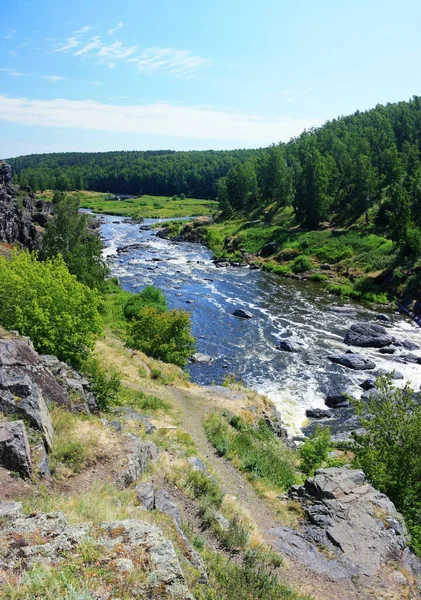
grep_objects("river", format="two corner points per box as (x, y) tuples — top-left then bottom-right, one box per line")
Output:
(99, 214), (421, 436)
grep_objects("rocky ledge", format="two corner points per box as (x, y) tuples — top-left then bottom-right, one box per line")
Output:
(270, 468), (421, 592)
(0, 161), (53, 250)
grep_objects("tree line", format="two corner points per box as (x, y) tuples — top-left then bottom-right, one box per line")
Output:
(217, 96), (421, 253)
(7, 148), (262, 199)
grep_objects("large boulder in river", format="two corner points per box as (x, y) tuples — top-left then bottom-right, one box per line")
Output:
(278, 339), (302, 353)
(329, 353), (376, 370)
(232, 308), (253, 319)
(344, 322), (394, 348)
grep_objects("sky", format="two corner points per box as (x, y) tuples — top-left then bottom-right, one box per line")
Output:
(1, 0), (421, 157)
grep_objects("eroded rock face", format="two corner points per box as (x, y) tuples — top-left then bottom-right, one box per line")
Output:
(270, 467), (421, 589)
(0, 421), (32, 477)
(118, 435), (159, 488)
(0, 160), (52, 250)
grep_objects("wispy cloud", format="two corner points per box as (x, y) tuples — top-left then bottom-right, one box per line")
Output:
(88, 81), (103, 85)
(73, 36), (103, 56)
(43, 75), (66, 82)
(5, 28), (16, 40)
(9, 50), (17, 57)
(54, 37), (80, 52)
(130, 47), (211, 76)
(0, 95), (323, 145)
(0, 68), (25, 77)
(108, 22), (124, 35)
(74, 25), (92, 35)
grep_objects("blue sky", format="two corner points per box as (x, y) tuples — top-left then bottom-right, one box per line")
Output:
(1, 0), (420, 157)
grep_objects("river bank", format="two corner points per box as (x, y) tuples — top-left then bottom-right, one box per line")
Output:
(99, 214), (421, 438)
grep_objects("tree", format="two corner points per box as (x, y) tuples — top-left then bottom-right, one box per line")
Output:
(352, 377), (421, 555)
(388, 182), (411, 244)
(41, 194), (109, 289)
(258, 145), (292, 208)
(127, 306), (195, 367)
(0, 251), (103, 366)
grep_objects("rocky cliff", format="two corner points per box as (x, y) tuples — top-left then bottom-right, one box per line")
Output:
(0, 160), (52, 250)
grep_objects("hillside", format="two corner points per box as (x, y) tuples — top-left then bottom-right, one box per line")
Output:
(7, 148), (263, 199)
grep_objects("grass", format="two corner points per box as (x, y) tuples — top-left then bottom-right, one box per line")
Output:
(204, 412), (298, 491)
(37, 189), (218, 218)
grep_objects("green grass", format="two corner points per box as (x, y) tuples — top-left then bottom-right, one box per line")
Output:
(37, 190), (218, 218)
(204, 413), (298, 491)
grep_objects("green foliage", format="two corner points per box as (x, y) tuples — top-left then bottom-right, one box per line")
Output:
(185, 469), (224, 508)
(308, 273), (328, 282)
(81, 357), (121, 410)
(41, 194), (108, 289)
(52, 440), (87, 473)
(0, 251), (102, 366)
(352, 377), (421, 555)
(204, 413), (297, 491)
(196, 549), (305, 600)
(127, 305), (196, 367)
(123, 285), (168, 320)
(223, 514), (251, 551)
(299, 426), (331, 476)
(292, 255), (312, 273)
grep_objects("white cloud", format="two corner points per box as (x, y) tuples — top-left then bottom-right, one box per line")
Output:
(5, 28), (16, 40)
(131, 47), (211, 76)
(44, 75), (66, 82)
(0, 94), (323, 145)
(74, 25), (92, 35)
(73, 36), (103, 56)
(54, 37), (80, 52)
(108, 22), (124, 35)
(88, 81), (103, 85)
(9, 50), (17, 57)
(0, 68), (25, 77)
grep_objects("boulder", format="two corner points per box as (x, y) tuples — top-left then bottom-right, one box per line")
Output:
(360, 377), (376, 391)
(135, 482), (155, 510)
(327, 305), (355, 314)
(0, 421), (32, 477)
(329, 353), (376, 370)
(191, 352), (213, 364)
(259, 241), (279, 257)
(345, 322), (394, 348)
(402, 339), (420, 351)
(188, 456), (208, 472)
(155, 489), (182, 527)
(375, 313), (391, 322)
(306, 408), (332, 419)
(278, 339), (302, 353)
(118, 436), (159, 488)
(232, 309), (253, 319)
(325, 391), (350, 408)
(379, 347), (395, 354)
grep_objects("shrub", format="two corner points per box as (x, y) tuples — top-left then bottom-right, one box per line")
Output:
(81, 357), (121, 410)
(308, 273), (328, 282)
(186, 469), (224, 507)
(299, 426), (331, 476)
(327, 283), (353, 297)
(127, 306), (196, 367)
(352, 378), (421, 556)
(292, 255), (312, 273)
(223, 514), (251, 551)
(123, 286), (168, 320)
(0, 251), (102, 366)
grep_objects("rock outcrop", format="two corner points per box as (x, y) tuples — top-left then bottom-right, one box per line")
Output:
(344, 322), (394, 348)
(0, 160), (52, 250)
(0, 421), (32, 477)
(117, 435), (159, 487)
(329, 352), (376, 370)
(270, 468), (421, 591)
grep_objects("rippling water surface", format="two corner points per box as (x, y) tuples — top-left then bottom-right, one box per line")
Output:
(100, 214), (421, 434)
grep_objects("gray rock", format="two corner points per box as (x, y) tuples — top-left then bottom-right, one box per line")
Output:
(135, 482), (155, 510)
(188, 456), (208, 472)
(115, 558), (134, 572)
(328, 305), (355, 313)
(0, 371), (54, 449)
(345, 322), (394, 348)
(360, 377), (376, 391)
(0, 421), (32, 477)
(278, 339), (302, 352)
(401, 339), (420, 351)
(286, 468), (418, 581)
(329, 353), (376, 370)
(191, 352), (213, 364)
(118, 436), (159, 487)
(379, 347), (396, 354)
(259, 241), (279, 257)
(325, 391), (350, 408)
(155, 489), (181, 527)
(306, 408), (332, 419)
(376, 313), (391, 322)
(214, 512), (230, 532)
(232, 308), (254, 319)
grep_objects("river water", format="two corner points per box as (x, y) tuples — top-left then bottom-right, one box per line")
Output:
(100, 214), (421, 435)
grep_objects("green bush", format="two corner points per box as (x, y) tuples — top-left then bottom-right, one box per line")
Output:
(127, 306), (196, 367)
(81, 357), (121, 410)
(0, 251), (102, 366)
(327, 283), (353, 297)
(292, 255), (312, 273)
(205, 413), (297, 491)
(223, 515), (251, 551)
(186, 469), (224, 507)
(299, 426), (331, 476)
(308, 273), (328, 282)
(352, 378), (421, 556)
(123, 285), (168, 320)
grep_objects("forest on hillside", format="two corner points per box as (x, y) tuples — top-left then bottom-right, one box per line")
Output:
(7, 148), (262, 199)
(218, 96), (421, 253)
